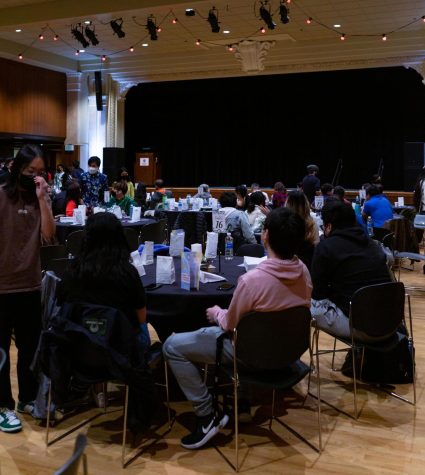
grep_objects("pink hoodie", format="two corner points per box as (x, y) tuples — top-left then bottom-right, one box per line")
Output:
(214, 257), (312, 331)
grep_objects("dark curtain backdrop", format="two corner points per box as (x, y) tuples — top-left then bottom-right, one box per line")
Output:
(125, 67), (425, 190)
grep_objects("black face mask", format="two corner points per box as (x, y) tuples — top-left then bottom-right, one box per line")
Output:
(111, 191), (117, 198)
(19, 174), (36, 193)
(121, 175), (128, 181)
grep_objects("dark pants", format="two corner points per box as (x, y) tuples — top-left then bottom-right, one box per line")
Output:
(0, 291), (41, 409)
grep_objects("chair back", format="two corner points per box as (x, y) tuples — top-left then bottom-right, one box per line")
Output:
(40, 245), (68, 271)
(0, 347), (6, 372)
(384, 218), (419, 253)
(414, 213), (425, 228)
(53, 433), (87, 475)
(46, 258), (72, 280)
(350, 282), (405, 338)
(235, 307), (311, 371)
(66, 230), (85, 257)
(235, 243), (265, 257)
(123, 227), (139, 251)
(139, 219), (167, 244)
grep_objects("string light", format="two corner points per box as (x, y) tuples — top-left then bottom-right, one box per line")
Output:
(422, 16), (425, 22)
(172, 18), (178, 24)
(196, 39), (201, 46)
(260, 26), (266, 33)
(129, 46), (134, 52)
(75, 50), (80, 55)
(306, 17), (312, 24)
(101, 55), (106, 61)
(227, 45), (234, 52)
(38, 33), (44, 40)
(157, 26), (162, 33)
(18, 53), (23, 59)
(53, 34), (59, 41)
(382, 33), (387, 41)
(340, 33), (346, 41)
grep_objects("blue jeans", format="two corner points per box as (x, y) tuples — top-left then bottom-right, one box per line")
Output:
(163, 326), (234, 417)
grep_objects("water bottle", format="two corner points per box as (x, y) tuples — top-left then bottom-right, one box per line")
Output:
(178, 200), (182, 212)
(354, 196), (361, 215)
(186, 194), (192, 210)
(225, 233), (234, 260)
(367, 216), (373, 237)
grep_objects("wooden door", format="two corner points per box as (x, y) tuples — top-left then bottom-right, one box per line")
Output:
(134, 152), (158, 185)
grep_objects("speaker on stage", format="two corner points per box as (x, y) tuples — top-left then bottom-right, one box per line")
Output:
(403, 142), (425, 190)
(103, 147), (125, 182)
(94, 71), (103, 111)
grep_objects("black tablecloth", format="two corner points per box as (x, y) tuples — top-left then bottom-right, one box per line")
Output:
(161, 210), (213, 232)
(56, 218), (155, 244)
(142, 256), (245, 341)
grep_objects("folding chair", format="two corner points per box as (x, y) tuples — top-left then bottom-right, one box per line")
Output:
(40, 245), (68, 271)
(53, 433), (88, 475)
(312, 281), (416, 419)
(66, 230), (85, 257)
(215, 307), (321, 472)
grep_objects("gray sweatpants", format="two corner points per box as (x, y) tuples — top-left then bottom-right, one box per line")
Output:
(311, 299), (350, 338)
(163, 326), (234, 417)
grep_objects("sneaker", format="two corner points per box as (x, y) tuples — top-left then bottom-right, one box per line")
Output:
(0, 408), (22, 433)
(181, 411), (229, 450)
(91, 390), (106, 409)
(237, 399), (252, 424)
(17, 401), (35, 417)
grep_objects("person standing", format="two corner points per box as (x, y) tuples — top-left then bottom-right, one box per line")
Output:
(302, 164), (320, 204)
(79, 156), (108, 208)
(0, 144), (55, 433)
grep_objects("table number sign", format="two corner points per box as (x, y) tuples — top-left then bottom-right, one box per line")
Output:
(212, 210), (226, 233)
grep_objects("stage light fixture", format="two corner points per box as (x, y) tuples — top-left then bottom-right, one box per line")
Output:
(208, 7), (220, 33)
(147, 16), (158, 40)
(110, 18), (125, 38)
(260, 3), (275, 30)
(279, 2), (290, 24)
(185, 8), (195, 16)
(71, 25), (89, 48)
(85, 24), (99, 46)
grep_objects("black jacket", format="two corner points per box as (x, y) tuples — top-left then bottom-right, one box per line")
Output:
(311, 226), (391, 316)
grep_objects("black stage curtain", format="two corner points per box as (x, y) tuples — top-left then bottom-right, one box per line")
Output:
(125, 67), (425, 190)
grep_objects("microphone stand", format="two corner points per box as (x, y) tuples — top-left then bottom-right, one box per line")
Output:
(331, 159), (343, 186)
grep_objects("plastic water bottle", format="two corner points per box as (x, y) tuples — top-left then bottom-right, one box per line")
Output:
(354, 196), (361, 215)
(225, 233), (234, 260)
(367, 216), (374, 237)
(178, 200), (182, 212)
(186, 194), (192, 210)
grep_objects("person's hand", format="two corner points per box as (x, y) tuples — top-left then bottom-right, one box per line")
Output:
(34, 175), (50, 200)
(206, 305), (221, 324)
(259, 205), (270, 216)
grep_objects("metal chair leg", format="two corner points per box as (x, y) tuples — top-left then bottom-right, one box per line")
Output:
(164, 360), (171, 428)
(121, 384), (129, 468)
(46, 381), (52, 446)
(269, 389), (275, 429)
(351, 346), (358, 419)
(314, 326), (322, 452)
(331, 337), (337, 371)
(233, 354), (239, 472)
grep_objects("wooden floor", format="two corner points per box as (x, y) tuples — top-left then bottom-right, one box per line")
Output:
(2, 265), (425, 474)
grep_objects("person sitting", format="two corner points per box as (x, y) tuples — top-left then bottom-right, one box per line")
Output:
(118, 167), (135, 199)
(194, 184), (212, 201)
(51, 172), (72, 216)
(150, 179), (173, 208)
(333, 185), (351, 206)
(134, 182), (147, 208)
(79, 156), (108, 208)
(311, 200), (391, 339)
(320, 183), (334, 202)
(106, 181), (135, 216)
(245, 191), (267, 233)
(362, 184), (393, 228)
(219, 192), (256, 249)
(271, 181), (287, 208)
(57, 212), (150, 408)
(249, 182), (269, 204)
(163, 208), (312, 450)
(285, 190), (319, 269)
(65, 182), (83, 217)
(235, 184), (248, 211)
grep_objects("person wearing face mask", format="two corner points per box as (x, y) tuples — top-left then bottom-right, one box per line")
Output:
(79, 156), (108, 208)
(53, 164), (65, 194)
(118, 167), (135, 200)
(310, 199), (391, 339)
(0, 144), (55, 433)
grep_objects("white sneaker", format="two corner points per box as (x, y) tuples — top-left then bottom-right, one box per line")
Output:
(0, 408), (22, 433)
(92, 391), (106, 409)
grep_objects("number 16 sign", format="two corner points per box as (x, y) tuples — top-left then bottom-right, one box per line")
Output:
(212, 210), (226, 233)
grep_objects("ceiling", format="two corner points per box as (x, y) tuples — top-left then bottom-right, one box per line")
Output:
(0, 0), (424, 86)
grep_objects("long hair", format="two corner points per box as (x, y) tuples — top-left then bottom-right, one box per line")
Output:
(68, 213), (132, 283)
(285, 190), (317, 244)
(247, 191), (266, 213)
(5, 144), (43, 201)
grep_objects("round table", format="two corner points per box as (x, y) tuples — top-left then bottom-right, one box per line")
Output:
(141, 256), (245, 341)
(55, 218), (155, 244)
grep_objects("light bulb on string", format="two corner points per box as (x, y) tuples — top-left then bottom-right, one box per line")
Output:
(39, 33), (44, 40)
(157, 26), (162, 33)
(340, 33), (346, 41)
(172, 18), (178, 24)
(196, 39), (201, 46)
(227, 45), (234, 52)
(260, 26), (266, 33)
(18, 53), (23, 59)
(382, 33), (387, 41)
(101, 55), (106, 62)
(422, 16), (425, 22)
(75, 50), (80, 56)
(306, 17), (312, 24)
(53, 34), (59, 41)
(129, 46), (134, 52)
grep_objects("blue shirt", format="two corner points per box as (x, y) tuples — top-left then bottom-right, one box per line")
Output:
(80, 171), (108, 207)
(363, 194), (393, 228)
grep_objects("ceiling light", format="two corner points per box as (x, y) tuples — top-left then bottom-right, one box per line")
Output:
(110, 18), (125, 38)
(15, 29), (21, 33)
(185, 8), (195, 16)
(382, 33), (387, 41)
(208, 7), (220, 33)
(85, 24), (99, 46)
(223, 30), (230, 34)
(260, 4), (276, 30)
(84, 20), (91, 25)
(147, 16), (158, 40)
(333, 24), (341, 28)
(79, 49), (85, 53)
(142, 43), (149, 47)
(18, 53), (23, 59)
(71, 25), (89, 48)
(279, 3), (290, 24)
